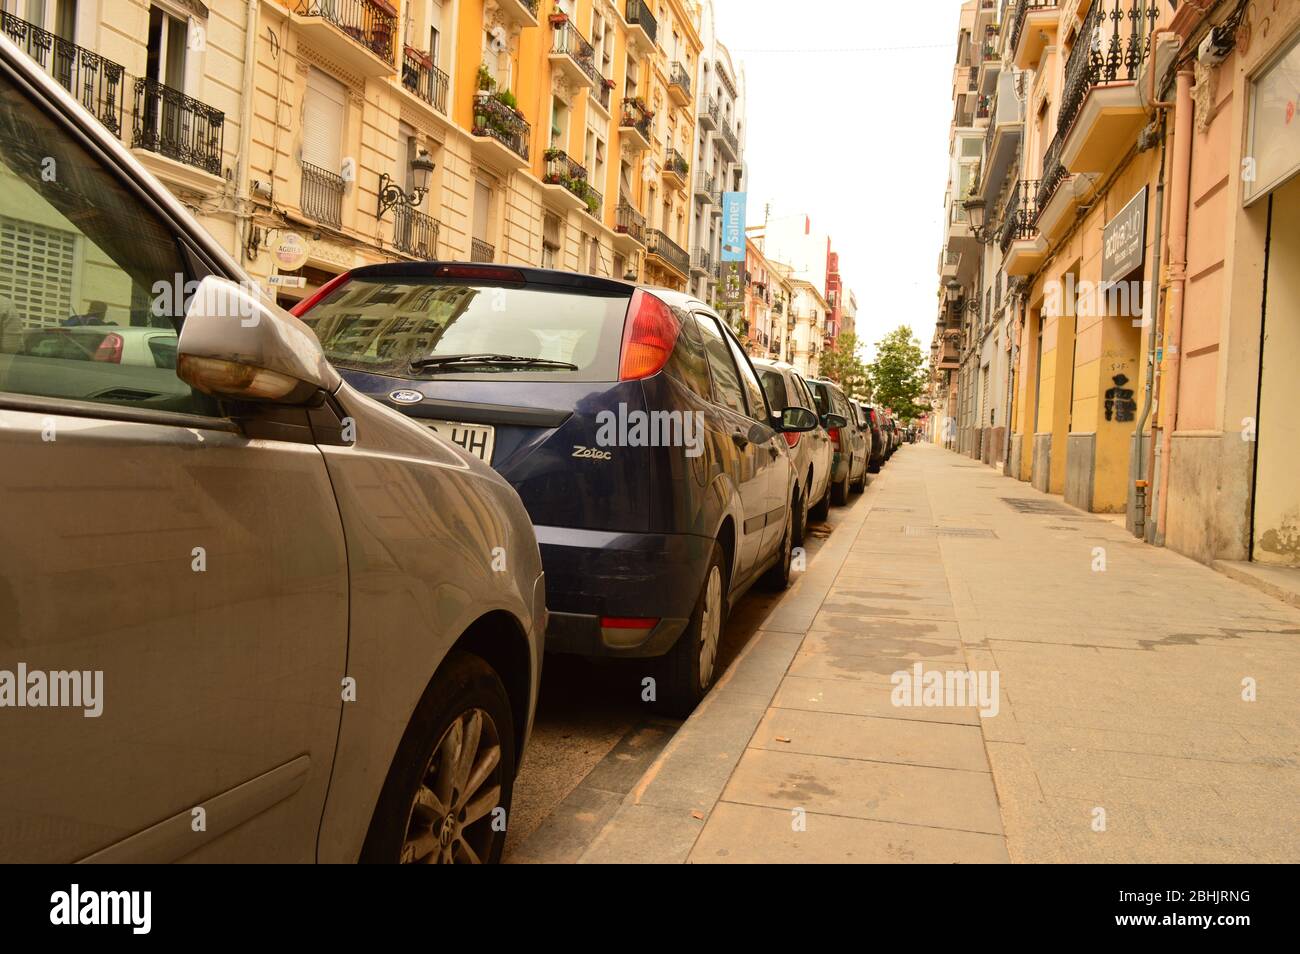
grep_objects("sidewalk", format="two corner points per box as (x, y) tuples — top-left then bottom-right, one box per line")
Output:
(579, 443), (1300, 864)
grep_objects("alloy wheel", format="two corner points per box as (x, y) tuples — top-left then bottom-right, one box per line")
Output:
(697, 564), (724, 689)
(400, 707), (503, 864)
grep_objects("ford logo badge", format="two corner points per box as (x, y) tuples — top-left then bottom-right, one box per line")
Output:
(389, 389), (424, 405)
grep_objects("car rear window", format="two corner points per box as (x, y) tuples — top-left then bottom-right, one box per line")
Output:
(756, 367), (788, 412)
(298, 279), (631, 382)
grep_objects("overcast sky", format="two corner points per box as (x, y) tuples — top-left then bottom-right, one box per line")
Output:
(713, 0), (962, 361)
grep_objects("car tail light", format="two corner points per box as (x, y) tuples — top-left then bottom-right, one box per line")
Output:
(619, 289), (680, 380)
(828, 427), (841, 449)
(599, 615), (659, 649)
(92, 332), (123, 363)
(290, 272), (351, 317)
(600, 616), (658, 630)
(433, 263), (526, 283)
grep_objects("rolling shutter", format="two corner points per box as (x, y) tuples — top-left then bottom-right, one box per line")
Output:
(302, 68), (346, 173)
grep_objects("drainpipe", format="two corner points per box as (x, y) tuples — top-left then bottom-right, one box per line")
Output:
(1132, 112), (1167, 537)
(1155, 68), (1195, 544)
(235, 0), (259, 269)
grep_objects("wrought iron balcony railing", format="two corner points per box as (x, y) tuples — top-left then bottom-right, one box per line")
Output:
(664, 146), (689, 180)
(1033, 128), (1069, 221)
(646, 229), (689, 276)
(719, 122), (739, 155)
(998, 178), (1040, 252)
(1, 11), (126, 135)
(393, 205), (439, 259)
(668, 61), (691, 99)
(615, 202), (646, 243)
(300, 161), (344, 227)
(551, 18), (600, 86)
(593, 77), (612, 112)
(471, 238), (495, 262)
(1009, 0), (1057, 57)
(695, 172), (716, 198)
(543, 148), (589, 196)
(691, 248), (712, 273)
(584, 184), (603, 219)
(472, 95), (531, 161)
(1057, 0), (1158, 139)
(296, 0), (397, 66)
(625, 0), (658, 45)
(132, 78), (225, 176)
(699, 96), (719, 126)
(619, 97), (652, 142)
(402, 47), (449, 113)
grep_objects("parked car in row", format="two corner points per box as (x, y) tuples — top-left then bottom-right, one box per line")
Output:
(806, 377), (867, 504)
(753, 358), (833, 537)
(0, 36), (545, 864)
(292, 267), (818, 716)
(857, 402), (887, 474)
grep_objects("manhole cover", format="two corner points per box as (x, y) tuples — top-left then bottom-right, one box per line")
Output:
(904, 525), (998, 539)
(1000, 497), (1075, 515)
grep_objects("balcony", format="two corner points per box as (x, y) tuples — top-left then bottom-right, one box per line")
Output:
(1010, 0), (1058, 70)
(542, 149), (592, 212)
(131, 78), (225, 185)
(401, 47), (449, 115)
(1, 10), (126, 136)
(691, 248), (712, 276)
(716, 121), (739, 161)
(698, 95), (719, 131)
(1033, 129), (1097, 241)
(293, 0), (397, 76)
(999, 178), (1047, 275)
(300, 161), (345, 228)
(619, 98), (653, 151)
(667, 61), (692, 106)
(549, 17), (599, 90)
(645, 229), (689, 279)
(590, 76), (613, 117)
(625, 0), (657, 51)
(471, 238), (495, 263)
(976, 69), (1026, 204)
(1058, 0), (1159, 177)
(471, 94), (531, 170)
(393, 206), (440, 259)
(497, 0), (540, 30)
(694, 172), (716, 204)
(663, 146), (689, 189)
(614, 201), (647, 251)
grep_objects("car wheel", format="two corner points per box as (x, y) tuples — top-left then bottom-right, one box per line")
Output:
(761, 509), (794, 592)
(867, 460), (881, 474)
(654, 543), (727, 717)
(851, 465), (866, 494)
(793, 485), (810, 547)
(831, 462), (850, 506)
(360, 651), (515, 864)
(809, 476), (831, 522)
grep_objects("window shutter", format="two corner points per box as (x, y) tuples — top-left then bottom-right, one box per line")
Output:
(302, 68), (347, 172)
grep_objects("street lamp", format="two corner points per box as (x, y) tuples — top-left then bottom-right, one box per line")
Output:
(945, 279), (962, 304)
(377, 149), (436, 219)
(962, 194), (996, 244)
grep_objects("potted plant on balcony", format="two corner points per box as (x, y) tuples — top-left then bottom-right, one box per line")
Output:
(548, 11), (570, 26)
(477, 64), (496, 97)
(406, 45), (433, 69)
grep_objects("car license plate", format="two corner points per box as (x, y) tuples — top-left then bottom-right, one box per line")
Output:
(425, 420), (495, 464)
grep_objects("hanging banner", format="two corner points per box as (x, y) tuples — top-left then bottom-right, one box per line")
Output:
(721, 192), (747, 262)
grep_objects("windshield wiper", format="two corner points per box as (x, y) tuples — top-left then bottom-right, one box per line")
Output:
(410, 353), (579, 372)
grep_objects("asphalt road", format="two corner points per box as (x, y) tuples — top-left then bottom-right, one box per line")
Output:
(503, 492), (857, 861)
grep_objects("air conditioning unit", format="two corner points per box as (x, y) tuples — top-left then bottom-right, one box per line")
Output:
(1137, 32), (1182, 110)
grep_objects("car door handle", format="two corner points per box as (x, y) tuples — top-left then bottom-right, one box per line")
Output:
(768, 445), (779, 459)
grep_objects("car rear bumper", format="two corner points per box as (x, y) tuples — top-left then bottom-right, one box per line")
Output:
(535, 525), (711, 658)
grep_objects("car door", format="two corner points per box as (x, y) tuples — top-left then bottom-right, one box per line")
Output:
(0, 54), (348, 862)
(722, 331), (787, 560)
(794, 373), (831, 499)
(693, 312), (768, 581)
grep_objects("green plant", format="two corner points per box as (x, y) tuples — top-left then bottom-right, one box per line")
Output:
(477, 64), (495, 92)
(496, 88), (518, 111)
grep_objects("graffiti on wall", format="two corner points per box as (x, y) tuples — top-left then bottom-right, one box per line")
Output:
(1104, 373), (1137, 423)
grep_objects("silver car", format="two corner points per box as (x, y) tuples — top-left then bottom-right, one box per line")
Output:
(0, 35), (544, 864)
(753, 358), (834, 540)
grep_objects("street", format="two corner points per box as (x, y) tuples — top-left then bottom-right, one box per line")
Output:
(515, 443), (1300, 864)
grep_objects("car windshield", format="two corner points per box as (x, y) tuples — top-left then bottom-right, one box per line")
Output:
(299, 280), (631, 382)
(756, 367), (788, 412)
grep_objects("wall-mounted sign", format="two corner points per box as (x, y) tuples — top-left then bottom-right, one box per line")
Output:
(721, 192), (746, 262)
(1245, 33), (1300, 204)
(273, 232), (310, 271)
(1102, 186), (1147, 283)
(267, 274), (306, 288)
(720, 260), (744, 305)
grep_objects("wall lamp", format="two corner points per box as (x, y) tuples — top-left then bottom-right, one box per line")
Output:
(377, 149), (436, 219)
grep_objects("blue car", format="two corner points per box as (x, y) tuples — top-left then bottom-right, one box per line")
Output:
(294, 263), (818, 714)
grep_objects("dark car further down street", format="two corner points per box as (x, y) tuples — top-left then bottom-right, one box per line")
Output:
(806, 378), (867, 504)
(293, 266), (818, 715)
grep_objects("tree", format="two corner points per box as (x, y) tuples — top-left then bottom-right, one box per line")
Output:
(819, 332), (871, 400)
(866, 326), (928, 421)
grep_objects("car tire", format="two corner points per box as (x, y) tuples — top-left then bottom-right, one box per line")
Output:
(792, 485), (809, 547)
(760, 508), (795, 593)
(867, 459), (881, 474)
(653, 543), (727, 718)
(360, 650), (516, 864)
(851, 465), (866, 494)
(831, 463), (850, 506)
(809, 478), (830, 522)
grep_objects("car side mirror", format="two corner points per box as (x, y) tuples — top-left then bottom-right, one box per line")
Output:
(778, 406), (818, 432)
(178, 276), (341, 403)
(823, 413), (848, 430)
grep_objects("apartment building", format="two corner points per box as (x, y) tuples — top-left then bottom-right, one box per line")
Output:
(686, 0), (744, 317)
(741, 233), (790, 361)
(933, 0), (1300, 572)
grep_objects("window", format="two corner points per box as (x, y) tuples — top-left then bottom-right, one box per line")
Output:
(146, 4), (188, 91)
(725, 332), (767, 421)
(473, 179), (493, 244)
(793, 374), (818, 412)
(757, 367), (787, 413)
(0, 69), (214, 415)
(665, 307), (711, 399)
(302, 68), (346, 174)
(694, 313), (746, 415)
(542, 213), (561, 270)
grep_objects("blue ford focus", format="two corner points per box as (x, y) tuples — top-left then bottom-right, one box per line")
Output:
(294, 262), (818, 714)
